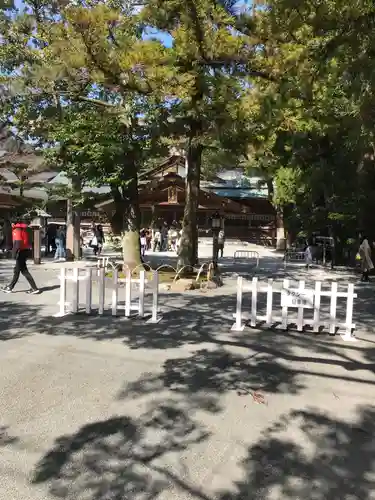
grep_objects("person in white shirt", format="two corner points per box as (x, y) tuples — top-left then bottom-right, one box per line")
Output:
(140, 229), (147, 258)
(218, 229), (225, 258)
(153, 229), (161, 252)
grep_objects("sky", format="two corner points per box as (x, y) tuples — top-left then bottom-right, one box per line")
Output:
(10, 0), (251, 49)
(142, 0), (252, 47)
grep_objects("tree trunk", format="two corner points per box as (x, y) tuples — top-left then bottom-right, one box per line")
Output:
(266, 178), (286, 250)
(275, 207), (286, 251)
(111, 174), (141, 270)
(66, 178), (81, 261)
(177, 142), (203, 270)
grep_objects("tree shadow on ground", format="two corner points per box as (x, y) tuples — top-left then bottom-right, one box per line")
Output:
(119, 348), (306, 407)
(218, 405), (375, 500)
(31, 397), (213, 500)
(30, 402), (375, 499)
(2, 289), (375, 375)
(0, 426), (18, 447)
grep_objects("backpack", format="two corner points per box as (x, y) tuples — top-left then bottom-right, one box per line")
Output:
(12, 223), (31, 250)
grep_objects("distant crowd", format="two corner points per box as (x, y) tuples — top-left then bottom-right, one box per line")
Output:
(45, 222), (105, 260)
(140, 222), (181, 257)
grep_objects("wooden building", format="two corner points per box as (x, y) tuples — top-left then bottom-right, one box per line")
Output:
(97, 155), (276, 241)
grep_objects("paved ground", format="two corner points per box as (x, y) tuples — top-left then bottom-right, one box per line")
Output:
(1, 242), (375, 500)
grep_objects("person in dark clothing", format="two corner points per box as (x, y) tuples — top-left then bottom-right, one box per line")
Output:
(95, 224), (105, 256)
(2, 221), (40, 294)
(90, 223), (105, 256)
(46, 224), (57, 255)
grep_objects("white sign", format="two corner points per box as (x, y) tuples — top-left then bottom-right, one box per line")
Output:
(281, 289), (314, 308)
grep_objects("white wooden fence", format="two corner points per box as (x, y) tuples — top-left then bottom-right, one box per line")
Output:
(97, 256), (118, 271)
(284, 250), (305, 268)
(231, 277), (357, 341)
(233, 250), (260, 267)
(54, 267), (162, 323)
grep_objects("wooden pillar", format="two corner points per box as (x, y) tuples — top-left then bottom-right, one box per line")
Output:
(4, 216), (12, 250)
(33, 227), (41, 264)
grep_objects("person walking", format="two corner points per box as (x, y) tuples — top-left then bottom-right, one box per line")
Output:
(46, 224), (57, 256)
(54, 225), (66, 261)
(90, 222), (105, 256)
(358, 236), (374, 282)
(161, 222), (168, 251)
(218, 229), (225, 258)
(2, 220), (40, 294)
(153, 228), (161, 252)
(305, 240), (313, 270)
(140, 229), (147, 258)
(95, 224), (105, 256)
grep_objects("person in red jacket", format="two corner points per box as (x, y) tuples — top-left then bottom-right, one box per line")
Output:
(1, 220), (40, 294)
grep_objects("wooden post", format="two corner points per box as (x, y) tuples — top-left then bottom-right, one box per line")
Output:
(297, 281), (305, 332)
(138, 270), (145, 318)
(329, 282), (338, 335)
(250, 277), (258, 327)
(125, 268), (132, 318)
(341, 284), (357, 341)
(266, 279), (273, 327)
(111, 269), (118, 316)
(98, 268), (105, 315)
(313, 281), (321, 333)
(231, 276), (245, 331)
(85, 268), (92, 314)
(281, 279), (289, 330)
(71, 267), (79, 314)
(54, 268), (67, 317)
(33, 227), (41, 265)
(147, 271), (162, 323)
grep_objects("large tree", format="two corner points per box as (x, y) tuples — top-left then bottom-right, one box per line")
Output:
(143, 0), (270, 266)
(45, 97), (167, 267)
(237, 0), (375, 257)
(0, 0), (170, 267)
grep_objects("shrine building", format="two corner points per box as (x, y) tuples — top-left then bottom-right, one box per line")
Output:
(96, 155), (276, 242)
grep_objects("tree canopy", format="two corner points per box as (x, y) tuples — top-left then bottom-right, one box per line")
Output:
(2, 0), (375, 263)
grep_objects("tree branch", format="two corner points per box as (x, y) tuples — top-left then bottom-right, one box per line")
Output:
(77, 96), (119, 108)
(77, 30), (153, 96)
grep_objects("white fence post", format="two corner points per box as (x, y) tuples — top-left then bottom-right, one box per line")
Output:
(85, 268), (92, 314)
(54, 268), (67, 317)
(111, 269), (118, 317)
(147, 271), (162, 323)
(329, 282), (338, 335)
(98, 268), (105, 315)
(53, 266), (163, 322)
(297, 281), (305, 332)
(250, 277), (258, 327)
(233, 277), (357, 339)
(231, 276), (245, 331)
(313, 281), (321, 333)
(233, 250), (260, 267)
(125, 268), (132, 318)
(341, 283), (357, 342)
(266, 279), (273, 326)
(281, 279), (289, 330)
(138, 270), (145, 318)
(71, 267), (79, 314)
